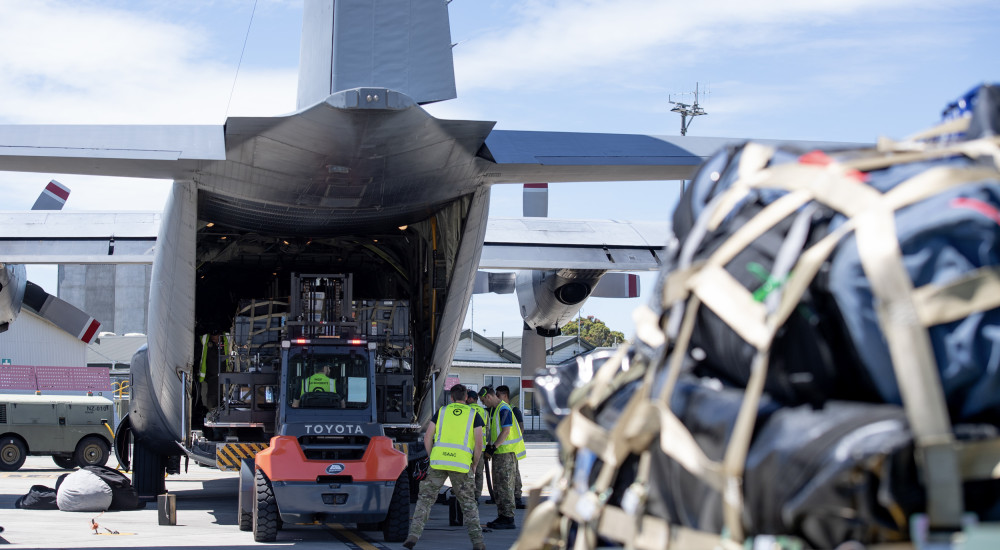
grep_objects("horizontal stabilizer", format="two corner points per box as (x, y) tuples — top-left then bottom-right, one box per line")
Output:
(22, 280), (102, 343)
(0, 124), (224, 180)
(0, 211), (160, 264)
(481, 217), (670, 271)
(590, 273), (640, 298)
(31, 180), (70, 210)
(481, 131), (867, 184)
(473, 271), (515, 294)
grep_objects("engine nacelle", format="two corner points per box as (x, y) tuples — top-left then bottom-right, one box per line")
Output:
(0, 263), (27, 332)
(515, 269), (606, 337)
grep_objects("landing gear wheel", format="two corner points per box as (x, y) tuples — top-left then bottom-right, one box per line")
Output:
(132, 439), (167, 499)
(53, 455), (77, 469)
(382, 470), (410, 542)
(253, 469), (279, 542)
(356, 522), (381, 531)
(0, 438), (26, 471)
(74, 436), (110, 468)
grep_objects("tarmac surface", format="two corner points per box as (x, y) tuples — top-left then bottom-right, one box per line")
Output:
(0, 442), (560, 549)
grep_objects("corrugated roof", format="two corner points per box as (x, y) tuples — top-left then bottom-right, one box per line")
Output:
(454, 330), (596, 365)
(451, 361), (523, 369)
(87, 334), (147, 364)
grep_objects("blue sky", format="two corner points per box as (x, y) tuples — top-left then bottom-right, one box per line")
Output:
(0, 0), (997, 339)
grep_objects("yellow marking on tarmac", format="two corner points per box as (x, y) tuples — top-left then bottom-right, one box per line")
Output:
(326, 523), (387, 550)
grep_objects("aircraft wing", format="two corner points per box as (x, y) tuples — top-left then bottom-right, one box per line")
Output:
(0, 211), (160, 264)
(0, 125), (223, 179)
(479, 216), (670, 271)
(480, 130), (863, 184)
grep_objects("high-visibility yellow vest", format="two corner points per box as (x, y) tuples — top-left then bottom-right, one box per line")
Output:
(301, 373), (335, 395)
(470, 403), (489, 446)
(199, 334), (209, 382)
(430, 403), (476, 473)
(490, 401), (526, 460)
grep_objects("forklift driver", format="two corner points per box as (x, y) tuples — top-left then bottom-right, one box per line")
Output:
(291, 364), (338, 407)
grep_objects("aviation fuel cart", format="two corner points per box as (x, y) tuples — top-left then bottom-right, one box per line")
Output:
(185, 273), (414, 542)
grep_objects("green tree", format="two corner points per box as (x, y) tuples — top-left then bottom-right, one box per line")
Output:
(561, 315), (626, 347)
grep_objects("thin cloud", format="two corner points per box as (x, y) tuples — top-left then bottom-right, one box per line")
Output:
(454, 0), (969, 92)
(0, 2), (295, 124)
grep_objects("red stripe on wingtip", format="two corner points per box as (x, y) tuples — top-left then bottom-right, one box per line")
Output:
(628, 274), (639, 298)
(523, 183), (548, 189)
(45, 181), (70, 201)
(81, 319), (101, 343)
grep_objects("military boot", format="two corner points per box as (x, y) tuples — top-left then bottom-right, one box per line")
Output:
(486, 515), (516, 530)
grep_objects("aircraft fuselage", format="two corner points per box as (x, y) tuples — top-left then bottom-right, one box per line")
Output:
(127, 90), (495, 455)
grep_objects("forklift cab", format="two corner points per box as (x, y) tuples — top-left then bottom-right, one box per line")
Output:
(280, 339), (377, 424)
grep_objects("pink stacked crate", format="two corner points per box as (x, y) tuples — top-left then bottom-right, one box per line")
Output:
(34, 366), (113, 392)
(0, 366), (36, 391)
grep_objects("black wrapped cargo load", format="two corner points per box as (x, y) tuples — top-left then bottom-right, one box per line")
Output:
(516, 84), (1000, 550)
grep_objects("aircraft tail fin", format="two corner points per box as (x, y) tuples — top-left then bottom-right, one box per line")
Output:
(297, 0), (457, 108)
(22, 281), (102, 343)
(30, 179), (70, 210)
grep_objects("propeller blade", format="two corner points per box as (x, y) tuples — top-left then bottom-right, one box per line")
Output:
(30, 179), (71, 211)
(522, 183), (548, 218)
(22, 280), (102, 343)
(590, 273), (640, 298)
(473, 271), (516, 294)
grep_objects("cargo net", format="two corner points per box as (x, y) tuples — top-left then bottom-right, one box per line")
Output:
(230, 299), (288, 372)
(518, 112), (1000, 550)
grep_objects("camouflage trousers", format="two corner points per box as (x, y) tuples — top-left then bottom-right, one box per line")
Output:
(409, 467), (483, 544)
(473, 451), (486, 498)
(491, 452), (518, 518)
(515, 457), (522, 500)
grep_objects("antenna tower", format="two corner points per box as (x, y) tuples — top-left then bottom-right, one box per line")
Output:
(669, 83), (708, 136)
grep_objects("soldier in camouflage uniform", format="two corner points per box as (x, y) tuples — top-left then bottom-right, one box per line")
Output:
(479, 386), (525, 529)
(405, 384), (485, 550)
(491, 448), (518, 519)
(466, 389), (489, 500)
(496, 385), (526, 508)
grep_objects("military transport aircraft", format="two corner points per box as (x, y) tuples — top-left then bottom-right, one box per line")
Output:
(0, 1), (850, 500)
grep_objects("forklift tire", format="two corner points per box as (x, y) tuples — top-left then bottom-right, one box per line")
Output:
(238, 482), (252, 531)
(382, 470), (410, 542)
(253, 469), (279, 542)
(408, 468), (420, 503)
